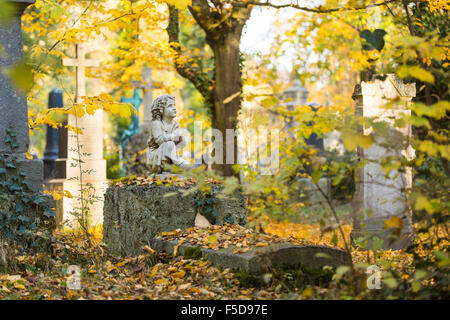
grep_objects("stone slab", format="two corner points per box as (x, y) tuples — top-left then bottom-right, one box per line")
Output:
(150, 237), (351, 274)
(103, 183), (248, 256)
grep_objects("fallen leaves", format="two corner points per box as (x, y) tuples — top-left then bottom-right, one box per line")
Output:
(157, 223), (308, 252)
(111, 175), (222, 188)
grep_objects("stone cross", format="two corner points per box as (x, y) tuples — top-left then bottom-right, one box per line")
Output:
(62, 43), (100, 101)
(131, 67), (160, 128)
(43, 88), (63, 181)
(0, 0), (43, 192)
(351, 74), (415, 250)
(49, 43), (106, 226)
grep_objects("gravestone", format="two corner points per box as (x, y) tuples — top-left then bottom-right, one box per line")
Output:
(123, 67), (160, 175)
(351, 74), (415, 250)
(43, 88), (63, 181)
(0, 0), (42, 192)
(103, 182), (248, 256)
(282, 80), (324, 153)
(47, 43), (107, 226)
(282, 80), (329, 206)
(0, 0), (55, 246)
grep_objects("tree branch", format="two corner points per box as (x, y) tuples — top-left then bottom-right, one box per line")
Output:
(235, 0), (400, 13)
(166, 4), (214, 103)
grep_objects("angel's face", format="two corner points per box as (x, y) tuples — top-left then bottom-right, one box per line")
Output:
(163, 100), (177, 118)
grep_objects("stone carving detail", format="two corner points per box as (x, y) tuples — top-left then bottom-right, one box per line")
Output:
(146, 95), (190, 173)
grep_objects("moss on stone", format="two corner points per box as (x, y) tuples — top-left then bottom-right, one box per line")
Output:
(183, 247), (203, 259)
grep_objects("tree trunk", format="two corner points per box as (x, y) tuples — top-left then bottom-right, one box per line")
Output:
(208, 31), (243, 176)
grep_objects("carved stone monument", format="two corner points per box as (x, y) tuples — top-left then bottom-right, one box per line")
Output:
(351, 74), (415, 250)
(0, 0), (42, 192)
(47, 43), (107, 226)
(146, 95), (190, 174)
(0, 0), (55, 246)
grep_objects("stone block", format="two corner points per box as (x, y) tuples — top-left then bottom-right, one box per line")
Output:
(150, 237), (351, 274)
(103, 183), (247, 256)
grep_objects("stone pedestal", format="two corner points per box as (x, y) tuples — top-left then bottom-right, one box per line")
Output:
(46, 179), (106, 226)
(351, 74), (415, 250)
(48, 109), (107, 227)
(103, 182), (248, 256)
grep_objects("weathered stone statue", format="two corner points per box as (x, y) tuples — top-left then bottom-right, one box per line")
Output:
(147, 95), (190, 173)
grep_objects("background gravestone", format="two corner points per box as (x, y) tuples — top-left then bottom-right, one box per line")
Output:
(46, 43), (107, 226)
(351, 74), (415, 250)
(281, 79), (329, 206)
(43, 88), (63, 181)
(122, 67), (160, 176)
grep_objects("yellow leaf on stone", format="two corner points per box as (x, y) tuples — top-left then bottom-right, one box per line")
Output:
(384, 216), (403, 230)
(342, 131), (373, 150)
(208, 235), (218, 244)
(255, 242), (269, 247)
(25, 152), (33, 160)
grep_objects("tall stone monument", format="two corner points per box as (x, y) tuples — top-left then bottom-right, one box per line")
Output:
(47, 43), (106, 226)
(0, 0), (43, 192)
(43, 88), (63, 181)
(351, 74), (415, 250)
(0, 1), (55, 245)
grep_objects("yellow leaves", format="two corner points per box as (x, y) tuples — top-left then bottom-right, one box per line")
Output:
(207, 235), (218, 244)
(341, 131), (373, 150)
(398, 65), (435, 84)
(172, 270), (186, 278)
(384, 216), (403, 231)
(150, 265), (158, 277)
(302, 287), (314, 298)
(14, 282), (26, 290)
(167, 0), (192, 10)
(255, 242), (269, 247)
(154, 279), (168, 285)
(5, 62), (35, 93)
(412, 101), (450, 120)
(25, 152), (34, 160)
(415, 196), (441, 214)
(416, 139), (450, 160)
(223, 92), (241, 104)
(44, 189), (72, 201)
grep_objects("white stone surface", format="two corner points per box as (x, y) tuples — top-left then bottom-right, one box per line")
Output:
(352, 74), (415, 249)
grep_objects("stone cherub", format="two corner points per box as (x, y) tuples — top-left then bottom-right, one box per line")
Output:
(146, 94), (191, 174)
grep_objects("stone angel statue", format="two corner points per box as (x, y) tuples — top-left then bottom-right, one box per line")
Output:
(146, 95), (191, 174)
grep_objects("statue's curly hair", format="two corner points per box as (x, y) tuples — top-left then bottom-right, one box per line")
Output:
(151, 94), (175, 121)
